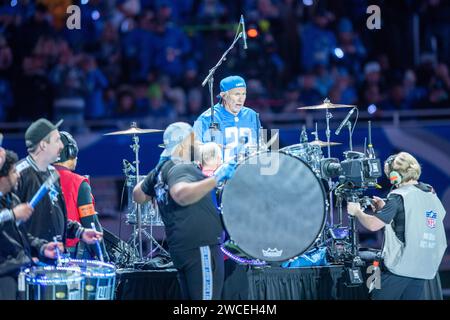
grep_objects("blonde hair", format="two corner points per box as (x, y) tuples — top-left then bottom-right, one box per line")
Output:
(384, 152), (421, 183)
(201, 142), (222, 167)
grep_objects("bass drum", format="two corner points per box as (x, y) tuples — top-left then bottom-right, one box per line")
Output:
(221, 151), (327, 262)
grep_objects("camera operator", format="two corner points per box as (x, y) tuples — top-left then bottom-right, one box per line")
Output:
(347, 152), (447, 300)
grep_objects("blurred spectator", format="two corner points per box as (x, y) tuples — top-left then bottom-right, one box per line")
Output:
(103, 87), (117, 114)
(14, 54), (53, 121)
(153, 12), (192, 84)
(53, 67), (87, 133)
(94, 22), (121, 87)
(335, 17), (366, 76)
(300, 9), (336, 72)
(381, 83), (408, 111)
(0, 78), (12, 121)
(328, 68), (357, 105)
(0, 34), (13, 120)
(40, 0), (71, 30)
(16, 3), (52, 59)
(82, 55), (109, 120)
(0, 35), (13, 76)
(197, 0), (227, 22)
(403, 69), (427, 108)
(147, 80), (175, 119)
(134, 80), (150, 114)
(314, 63), (334, 97)
(362, 84), (384, 108)
(115, 85), (141, 118)
(281, 83), (301, 114)
(428, 63), (450, 107)
(298, 73), (321, 106)
(121, 12), (157, 83)
(186, 88), (203, 121)
(421, 0), (450, 65)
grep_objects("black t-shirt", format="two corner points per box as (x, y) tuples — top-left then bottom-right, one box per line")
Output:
(142, 160), (223, 252)
(375, 182), (433, 242)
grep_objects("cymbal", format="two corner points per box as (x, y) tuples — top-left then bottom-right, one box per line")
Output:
(309, 140), (342, 147)
(298, 100), (356, 110)
(104, 127), (163, 136)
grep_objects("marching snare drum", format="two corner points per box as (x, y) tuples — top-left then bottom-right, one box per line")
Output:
(25, 266), (83, 300)
(66, 259), (116, 300)
(220, 151), (327, 262)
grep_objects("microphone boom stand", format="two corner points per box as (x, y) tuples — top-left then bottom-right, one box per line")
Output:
(201, 30), (244, 142)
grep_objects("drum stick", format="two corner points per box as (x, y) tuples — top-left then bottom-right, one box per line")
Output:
(29, 172), (59, 208)
(90, 222), (104, 262)
(53, 236), (62, 266)
(30, 183), (51, 208)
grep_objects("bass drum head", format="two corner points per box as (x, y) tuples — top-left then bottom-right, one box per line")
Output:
(221, 151), (326, 262)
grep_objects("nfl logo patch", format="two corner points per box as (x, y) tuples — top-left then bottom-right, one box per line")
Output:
(425, 210), (437, 228)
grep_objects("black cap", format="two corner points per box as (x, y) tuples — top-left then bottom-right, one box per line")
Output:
(25, 118), (63, 148)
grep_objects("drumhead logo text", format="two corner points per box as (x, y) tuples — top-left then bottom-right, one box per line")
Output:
(262, 248), (283, 258)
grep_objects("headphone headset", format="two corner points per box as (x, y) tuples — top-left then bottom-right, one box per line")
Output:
(60, 131), (78, 160)
(385, 154), (402, 185)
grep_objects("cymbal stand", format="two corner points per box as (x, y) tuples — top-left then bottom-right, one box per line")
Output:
(323, 99), (335, 227)
(144, 201), (170, 259)
(129, 124), (143, 261)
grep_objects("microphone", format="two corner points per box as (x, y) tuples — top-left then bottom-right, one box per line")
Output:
(335, 108), (355, 136)
(123, 159), (136, 173)
(240, 15), (247, 50)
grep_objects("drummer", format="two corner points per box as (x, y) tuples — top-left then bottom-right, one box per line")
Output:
(193, 75), (261, 162)
(0, 148), (64, 300)
(15, 118), (102, 263)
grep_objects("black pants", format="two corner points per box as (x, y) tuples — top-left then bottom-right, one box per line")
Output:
(0, 275), (17, 300)
(371, 271), (426, 300)
(170, 244), (224, 300)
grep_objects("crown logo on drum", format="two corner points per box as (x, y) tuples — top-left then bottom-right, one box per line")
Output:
(262, 248), (283, 257)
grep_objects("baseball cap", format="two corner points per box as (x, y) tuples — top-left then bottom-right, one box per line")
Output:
(25, 118), (63, 148)
(161, 122), (194, 157)
(220, 76), (246, 93)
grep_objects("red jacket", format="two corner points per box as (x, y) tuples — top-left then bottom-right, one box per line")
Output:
(55, 166), (94, 248)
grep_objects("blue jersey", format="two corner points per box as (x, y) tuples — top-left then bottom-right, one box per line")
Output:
(193, 103), (261, 161)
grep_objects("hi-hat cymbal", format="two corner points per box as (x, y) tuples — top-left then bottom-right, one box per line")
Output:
(309, 140), (342, 147)
(298, 98), (356, 110)
(104, 127), (163, 136)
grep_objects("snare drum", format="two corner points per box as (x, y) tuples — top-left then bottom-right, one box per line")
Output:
(66, 259), (116, 300)
(25, 266), (83, 300)
(220, 151), (327, 262)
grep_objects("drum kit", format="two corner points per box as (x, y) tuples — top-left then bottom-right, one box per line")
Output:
(104, 122), (169, 264)
(220, 99), (377, 266)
